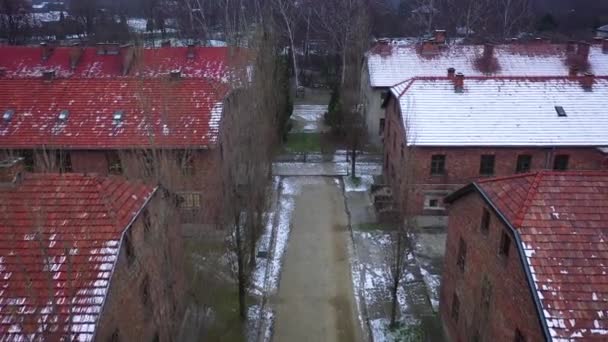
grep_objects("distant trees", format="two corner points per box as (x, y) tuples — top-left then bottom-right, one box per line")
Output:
(0, 0), (32, 44)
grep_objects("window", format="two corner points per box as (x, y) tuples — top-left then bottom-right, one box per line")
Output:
(555, 106), (567, 117)
(178, 150), (194, 175)
(141, 151), (155, 177)
(180, 193), (201, 209)
(109, 329), (120, 342)
(18, 150), (34, 171)
(430, 155), (446, 175)
(499, 230), (511, 258)
(514, 329), (526, 342)
(400, 143), (404, 159)
(479, 155), (495, 175)
(142, 209), (151, 237)
(379, 118), (385, 135)
(553, 155), (569, 171)
(56, 151), (72, 173)
(124, 230), (135, 265)
(457, 238), (466, 272)
(429, 199), (439, 207)
(515, 155), (532, 173)
(480, 276), (492, 312)
(451, 293), (460, 322)
(106, 152), (122, 175)
(480, 208), (490, 235)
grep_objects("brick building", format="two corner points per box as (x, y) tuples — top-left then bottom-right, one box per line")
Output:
(440, 171), (608, 341)
(0, 76), (232, 226)
(0, 158), (184, 341)
(383, 76), (608, 219)
(361, 34), (608, 145)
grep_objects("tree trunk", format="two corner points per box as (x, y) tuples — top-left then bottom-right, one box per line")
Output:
(350, 147), (356, 178)
(235, 218), (247, 320)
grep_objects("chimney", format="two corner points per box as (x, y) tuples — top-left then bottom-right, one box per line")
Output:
(421, 39), (438, 54)
(569, 65), (578, 77)
(454, 73), (464, 93)
(447, 67), (455, 79)
(577, 41), (591, 61)
(566, 40), (577, 53)
(433, 30), (447, 44)
(161, 40), (171, 47)
(483, 43), (495, 59)
(603, 39), (608, 54)
(40, 42), (53, 61)
(581, 72), (594, 91)
(42, 69), (55, 81)
(187, 43), (196, 59)
(121, 44), (135, 76)
(0, 158), (24, 186)
(170, 69), (182, 80)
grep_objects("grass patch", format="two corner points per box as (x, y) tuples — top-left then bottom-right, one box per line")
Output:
(353, 222), (396, 232)
(284, 133), (322, 153)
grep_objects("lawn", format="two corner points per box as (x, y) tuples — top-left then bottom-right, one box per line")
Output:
(283, 133), (322, 153)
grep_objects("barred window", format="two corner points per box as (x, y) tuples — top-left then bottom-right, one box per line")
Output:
(180, 193), (201, 209)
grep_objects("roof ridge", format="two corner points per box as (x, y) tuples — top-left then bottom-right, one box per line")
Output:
(477, 172), (537, 184)
(513, 171), (544, 227)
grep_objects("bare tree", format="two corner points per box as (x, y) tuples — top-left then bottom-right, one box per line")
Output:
(274, 0), (300, 89)
(0, 0), (32, 44)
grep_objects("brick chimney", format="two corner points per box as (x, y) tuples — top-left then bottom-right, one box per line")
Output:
(577, 42), (591, 61)
(433, 30), (447, 44)
(40, 42), (53, 61)
(454, 73), (464, 93)
(421, 39), (438, 55)
(42, 69), (55, 81)
(0, 158), (24, 186)
(483, 43), (495, 59)
(170, 69), (182, 80)
(581, 72), (594, 91)
(603, 39), (608, 54)
(569, 65), (578, 77)
(187, 43), (196, 59)
(447, 67), (455, 79)
(121, 44), (135, 76)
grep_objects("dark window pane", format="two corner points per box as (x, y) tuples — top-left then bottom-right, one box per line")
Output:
(430, 154), (446, 175)
(379, 118), (385, 135)
(107, 151), (122, 175)
(514, 329), (526, 342)
(479, 155), (495, 175)
(457, 238), (467, 272)
(481, 208), (490, 234)
(451, 293), (460, 322)
(553, 155), (569, 171)
(516, 155), (532, 173)
(499, 231), (511, 258)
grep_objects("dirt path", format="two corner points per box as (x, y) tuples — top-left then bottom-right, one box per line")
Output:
(272, 177), (363, 342)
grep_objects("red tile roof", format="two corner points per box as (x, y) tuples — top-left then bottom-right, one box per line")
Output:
(0, 46), (247, 81)
(477, 171), (608, 340)
(0, 172), (155, 341)
(0, 78), (228, 149)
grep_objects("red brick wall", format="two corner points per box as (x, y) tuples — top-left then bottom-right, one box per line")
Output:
(383, 96), (608, 216)
(95, 191), (186, 342)
(439, 192), (545, 342)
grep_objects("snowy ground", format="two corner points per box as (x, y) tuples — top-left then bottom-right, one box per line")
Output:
(344, 176), (445, 341)
(290, 105), (329, 133)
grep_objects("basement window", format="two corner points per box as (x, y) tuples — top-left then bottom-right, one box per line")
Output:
(3, 109), (14, 122)
(553, 155), (569, 171)
(555, 106), (567, 117)
(58, 109), (69, 122)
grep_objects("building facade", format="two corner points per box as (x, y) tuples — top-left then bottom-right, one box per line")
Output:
(0, 158), (184, 341)
(441, 171), (608, 341)
(383, 76), (608, 218)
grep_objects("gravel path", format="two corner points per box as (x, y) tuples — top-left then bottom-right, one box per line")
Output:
(272, 177), (363, 342)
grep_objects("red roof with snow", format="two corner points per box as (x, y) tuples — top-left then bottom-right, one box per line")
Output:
(0, 46), (247, 81)
(0, 78), (228, 149)
(477, 171), (608, 340)
(0, 172), (155, 341)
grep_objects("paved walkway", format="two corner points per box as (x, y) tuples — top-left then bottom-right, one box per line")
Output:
(272, 178), (363, 342)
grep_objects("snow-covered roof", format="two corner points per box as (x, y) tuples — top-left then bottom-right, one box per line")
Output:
(367, 43), (608, 88)
(392, 77), (608, 147)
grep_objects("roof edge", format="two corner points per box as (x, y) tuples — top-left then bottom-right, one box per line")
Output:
(91, 185), (158, 341)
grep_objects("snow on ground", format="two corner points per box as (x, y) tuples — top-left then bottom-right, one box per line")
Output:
(290, 104), (328, 133)
(273, 161), (382, 177)
(344, 175), (375, 192)
(419, 267), (441, 311)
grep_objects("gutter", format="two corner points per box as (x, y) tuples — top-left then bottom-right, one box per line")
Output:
(90, 186), (159, 341)
(473, 183), (551, 341)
